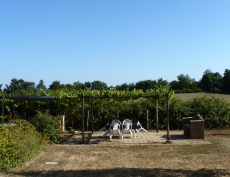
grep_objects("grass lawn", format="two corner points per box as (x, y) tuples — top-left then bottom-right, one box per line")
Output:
(1, 130), (230, 177)
(174, 93), (230, 103)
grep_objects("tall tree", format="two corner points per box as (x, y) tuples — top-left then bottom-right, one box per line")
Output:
(84, 82), (91, 89)
(222, 69), (230, 93)
(115, 83), (135, 91)
(64, 84), (73, 90)
(170, 74), (198, 92)
(4, 78), (36, 93)
(156, 78), (168, 87)
(49, 81), (64, 90)
(73, 81), (86, 90)
(200, 69), (222, 92)
(135, 80), (157, 91)
(91, 80), (107, 90)
(36, 80), (46, 91)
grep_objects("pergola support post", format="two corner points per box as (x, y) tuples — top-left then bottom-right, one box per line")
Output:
(82, 95), (85, 144)
(91, 100), (94, 133)
(156, 99), (158, 133)
(146, 109), (148, 130)
(166, 94), (171, 143)
(1, 97), (4, 123)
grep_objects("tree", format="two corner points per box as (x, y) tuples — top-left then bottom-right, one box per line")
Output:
(135, 80), (157, 91)
(91, 80), (108, 90)
(84, 82), (91, 89)
(73, 81), (86, 90)
(200, 70), (222, 93)
(177, 74), (195, 89)
(4, 78), (36, 93)
(115, 83), (135, 91)
(170, 74), (198, 92)
(156, 78), (168, 87)
(49, 81), (65, 90)
(222, 69), (230, 93)
(36, 80), (46, 91)
(64, 84), (73, 90)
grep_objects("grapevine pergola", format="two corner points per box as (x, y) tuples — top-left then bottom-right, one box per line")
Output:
(1, 96), (55, 122)
(79, 89), (173, 144)
(1, 86), (174, 144)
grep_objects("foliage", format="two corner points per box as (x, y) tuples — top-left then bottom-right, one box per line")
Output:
(3, 78), (37, 94)
(188, 96), (230, 128)
(2, 67), (230, 95)
(200, 69), (222, 93)
(170, 74), (200, 93)
(2, 85), (230, 132)
(30, 111), (61, 144)
(222, 69), (230, 93)
(0, 119), (46, 172)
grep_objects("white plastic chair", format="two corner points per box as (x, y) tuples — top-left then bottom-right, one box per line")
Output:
(136, 121), (147, 132)
(109, 119), (121, 139)
(121, 119), (134, 139)
(133, 121), (147, 138)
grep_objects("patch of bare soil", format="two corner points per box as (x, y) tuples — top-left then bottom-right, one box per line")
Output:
(1, 130), (230, 177)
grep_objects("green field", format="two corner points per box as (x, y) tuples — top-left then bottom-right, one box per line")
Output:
(174, 93), (230, 103)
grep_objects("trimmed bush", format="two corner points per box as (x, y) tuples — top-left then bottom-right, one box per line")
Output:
(0, 119), (46, 172)
(30, 111), (61, 144)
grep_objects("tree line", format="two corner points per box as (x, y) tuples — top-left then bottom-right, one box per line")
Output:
(1, 68), (230, 94)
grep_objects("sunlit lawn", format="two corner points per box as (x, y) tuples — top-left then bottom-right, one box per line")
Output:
(174, 93), (230, 103)
(1, 130), (230, 177)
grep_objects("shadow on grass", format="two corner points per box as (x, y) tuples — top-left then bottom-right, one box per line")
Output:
(161, 134), (190, 140)
(61, 132), (121, 145)
(9, 168), (230, 177)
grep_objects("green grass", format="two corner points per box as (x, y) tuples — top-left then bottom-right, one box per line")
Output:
(174, 92), (230, 103)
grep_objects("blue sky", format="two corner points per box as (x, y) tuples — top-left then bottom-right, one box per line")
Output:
(1, 0), (230, 88)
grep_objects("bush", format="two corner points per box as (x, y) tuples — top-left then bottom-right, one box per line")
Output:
(30, 111), (61, 144)
(0, 119), (46, 172)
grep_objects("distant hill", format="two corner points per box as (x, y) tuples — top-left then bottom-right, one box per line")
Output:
(174, 93), (230, 103)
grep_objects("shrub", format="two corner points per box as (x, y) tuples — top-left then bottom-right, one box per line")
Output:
(0, 119), (46, 172)
(30, 111), (61, 144)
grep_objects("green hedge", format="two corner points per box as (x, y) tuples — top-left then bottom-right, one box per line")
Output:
(30, 111), (61, 144)
(0, 119), (47, 172)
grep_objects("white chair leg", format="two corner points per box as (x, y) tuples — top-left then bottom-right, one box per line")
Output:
(136, 129), (143, 137)
(110, 130), (113, 139)
(141, 127), (147, 132)
(132, 130), (136, 138)
(118, 129), (122, 139)
(130, 129), (133, 138)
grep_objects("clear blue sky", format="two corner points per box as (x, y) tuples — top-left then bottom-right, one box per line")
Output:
(1, 0), (230, 88)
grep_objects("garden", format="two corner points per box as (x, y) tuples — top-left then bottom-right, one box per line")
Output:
(1, 87), (230, 175)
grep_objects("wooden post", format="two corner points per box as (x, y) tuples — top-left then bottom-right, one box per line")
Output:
(156, 99), (158, 133)
(146, 109), (149, 130)
(63, 115), (65, 131)
(87, 110), (89, 131)
(166, 94), (171, 143)
(1, 97), (4, 123)
(59, 115), (65, 132)
(82, 95), (85, 144)
(91, 100), (94, 133)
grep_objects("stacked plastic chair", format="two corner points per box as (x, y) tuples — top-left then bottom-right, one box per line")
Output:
(109, 119), (121, 139)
